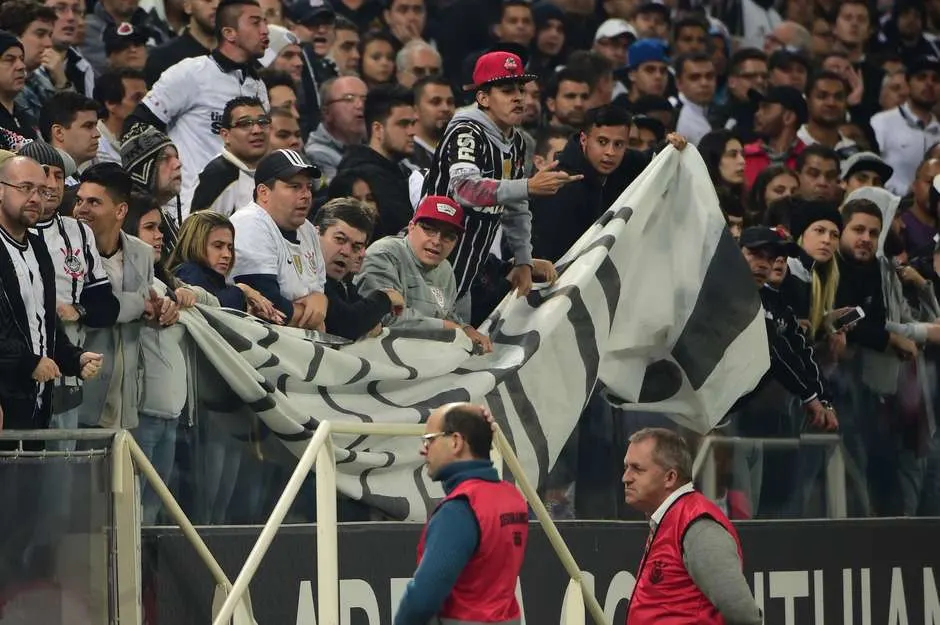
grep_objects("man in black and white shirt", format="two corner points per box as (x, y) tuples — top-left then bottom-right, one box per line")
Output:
(0, 154), (101, 433)
(125, 0), (270, 217)
(422, 50), (577, 317)
(20, 140), (118, 437)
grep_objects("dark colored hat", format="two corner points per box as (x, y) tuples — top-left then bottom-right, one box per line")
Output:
(788, 198), (843, 240)
(0, 30), (23, 57)
(532, 1), (565, 27)
(768, 49), (811, 73)
(255, 148), (320, 184)
(18, 140), (65, 172)
(739, 226), (801, 257)
(628, 39), (669, 70)
(121, 122), (175, 191)
(635, 0), (670, 21)
(104, 22), (150, 55)
(750, 86), (807, 125)
(283, 0), (335, 25)
(907, 55), (940, 78)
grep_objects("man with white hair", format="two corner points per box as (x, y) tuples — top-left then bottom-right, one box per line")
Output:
(763, 20), (811, 56)
(396, 39), (441, 89)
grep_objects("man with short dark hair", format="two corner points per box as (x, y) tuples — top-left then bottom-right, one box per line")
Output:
(231, 149), (327, 330)
(313, 197), (404, 340)
(623, 427), (762, 625)
(394, 402), (528, 625)
(544, 68), (590, 130)
(795, 70), (858, 159)
(144, 0), (218, 85)
(125, 0), (269, 216)
(40, 90), (100, 172)
(41, 0), (95, 97)
(743, 85), (806, 187)
(795, 144), (841, 201)
(671, 16), (709, 56)
(327, 16), (359, 75)
(410, 75), (454, 170)
(92, 67), (147, 164)
(0, 33), (37, 147)
(710, 48), (767, 144)
(335, 84), (416, 239)
(0, 0), (66, 121)
(767, 49), (809, 92)
(672, 51), (716, 145)
(269, 107), (303, 151)
(191, 96), (270, 216)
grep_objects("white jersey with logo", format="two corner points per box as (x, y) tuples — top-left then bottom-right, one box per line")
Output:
(34, 215), (110, 306)
(230, 202), (325, 301)
(141, 53), (269, 218)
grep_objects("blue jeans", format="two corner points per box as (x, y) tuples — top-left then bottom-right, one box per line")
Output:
(132, 415), (178, 525)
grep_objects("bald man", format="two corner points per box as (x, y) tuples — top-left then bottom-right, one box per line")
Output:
(395, 403), (529, 625)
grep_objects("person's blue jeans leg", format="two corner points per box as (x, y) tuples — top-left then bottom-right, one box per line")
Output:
(132, 415), (178, 525)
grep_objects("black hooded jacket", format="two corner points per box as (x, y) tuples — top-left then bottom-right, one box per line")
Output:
(335, 145), (413, 239)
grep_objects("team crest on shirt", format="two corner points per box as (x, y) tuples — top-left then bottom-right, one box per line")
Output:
(61, 247), (83, 279)
(304, 250), (320, 274)
(502, 159), (512, 179)
(430, 286), (446, 310)
(292, 253), (304, 276)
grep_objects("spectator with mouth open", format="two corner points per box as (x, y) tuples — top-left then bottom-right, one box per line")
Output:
(356, 195), (493, 353)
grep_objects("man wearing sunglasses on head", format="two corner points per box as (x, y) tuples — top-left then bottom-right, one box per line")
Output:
(395, 402), (528, 625)
(355, 195), (493, 352)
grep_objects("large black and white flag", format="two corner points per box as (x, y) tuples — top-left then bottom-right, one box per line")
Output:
(179, 146), (769, 521)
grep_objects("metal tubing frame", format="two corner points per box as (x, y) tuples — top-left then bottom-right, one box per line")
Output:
(211, 421), (334, 625)
(692, 434), (847, 518)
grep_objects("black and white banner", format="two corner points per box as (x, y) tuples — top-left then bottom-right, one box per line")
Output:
(179, 147), (769, 520)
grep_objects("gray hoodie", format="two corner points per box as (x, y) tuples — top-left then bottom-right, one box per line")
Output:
(305, 123), (348, 184)
(442, 105), (533, 267)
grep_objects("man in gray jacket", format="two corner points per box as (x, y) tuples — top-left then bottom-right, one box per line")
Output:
(72, 163), (178, 430)
(356, 195), (492, 353)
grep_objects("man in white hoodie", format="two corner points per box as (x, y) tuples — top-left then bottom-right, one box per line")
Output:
(190, 95), (270, 216)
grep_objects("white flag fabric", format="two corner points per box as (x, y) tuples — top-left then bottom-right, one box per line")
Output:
(179, 146), (769, 521)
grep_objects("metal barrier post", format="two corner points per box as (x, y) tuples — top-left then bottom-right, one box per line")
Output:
(316, 431), (339, 625)
(700, 438), (718, 501)
(825, 441), (847, 519)
(111, 431), (143, 625)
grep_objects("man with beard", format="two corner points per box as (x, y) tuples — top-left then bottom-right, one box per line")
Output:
(125, 0), (270, 216)
(871, 57), (940, 196)
(423, 51), (577, 320)
(313, 197), (404, 340)
(409, 75), (454, 170)
(544, 67), (589, 130)
(795, 70), (858, 160)
(145, 0), (219, 85)
(743, 86), (806, 187)
(335, 84), (417, 239)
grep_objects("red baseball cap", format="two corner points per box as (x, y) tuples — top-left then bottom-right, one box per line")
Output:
(467, 51), (537, 91)
(412, 195), (465, 232)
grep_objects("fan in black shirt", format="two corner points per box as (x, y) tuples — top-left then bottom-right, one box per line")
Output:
(0, 34), (38, 148)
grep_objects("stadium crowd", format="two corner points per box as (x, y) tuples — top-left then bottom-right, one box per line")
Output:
(0, 0), (938, 525)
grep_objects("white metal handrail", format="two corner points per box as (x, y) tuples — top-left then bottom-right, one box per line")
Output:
(211, 420), (611, 625)
(692, 434), (847, 518)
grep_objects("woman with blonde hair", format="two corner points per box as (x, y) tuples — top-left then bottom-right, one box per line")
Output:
(167, 212), (284, 323)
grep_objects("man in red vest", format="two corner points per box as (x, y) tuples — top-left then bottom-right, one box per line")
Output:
(395, 402), (529, 625)
(624, 427), (762, 625)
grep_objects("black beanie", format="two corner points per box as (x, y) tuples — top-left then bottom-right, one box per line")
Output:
(120, 122), (174, 191)
(0, 30), (23, 58)
(788, 198), (844, 241)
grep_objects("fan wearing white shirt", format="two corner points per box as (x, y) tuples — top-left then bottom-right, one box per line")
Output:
(230, 148), (327, 330)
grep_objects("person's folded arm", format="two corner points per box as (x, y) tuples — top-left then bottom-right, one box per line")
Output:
(233, 274), (293, 320)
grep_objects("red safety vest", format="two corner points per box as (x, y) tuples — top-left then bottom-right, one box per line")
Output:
(626, 490), (743, 625)
(417, 478), (528, 624)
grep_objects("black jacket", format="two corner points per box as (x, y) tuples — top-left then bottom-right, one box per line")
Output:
(709, 96), (758, 145)
(531, 137), (607, 262)
(324, 276), (392, 340)
(759, 285), (826, 403)
(835, 253), (890, 352)
(0, 231), (83, 430)
(335, 145), (413, 239)
(603, 147), (653, 211)
(144, 29), (211, 86)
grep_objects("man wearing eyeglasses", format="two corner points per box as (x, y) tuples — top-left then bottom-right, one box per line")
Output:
(313, 197), (404, 340)
(191, 96), (271, 218)
(355, 195), (492, 352)
(305, 75), (368, 184)
(231, 148), (328, 330)
(395, 402), (528, 625)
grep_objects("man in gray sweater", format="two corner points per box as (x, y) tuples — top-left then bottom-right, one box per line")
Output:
(623, 427), (763, 625)
(355, 195), (492, 353)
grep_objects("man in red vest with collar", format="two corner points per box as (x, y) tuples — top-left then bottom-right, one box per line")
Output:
(395, 402), (529, 625)
(624, 427), (762, 625)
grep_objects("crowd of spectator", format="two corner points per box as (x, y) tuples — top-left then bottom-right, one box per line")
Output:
(0, 0), (938, 525)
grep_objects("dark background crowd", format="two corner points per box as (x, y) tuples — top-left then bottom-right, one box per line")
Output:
(0, 0), (939, 529)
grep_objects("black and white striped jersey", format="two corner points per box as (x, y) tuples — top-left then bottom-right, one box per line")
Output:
(422, 111), (528, 298)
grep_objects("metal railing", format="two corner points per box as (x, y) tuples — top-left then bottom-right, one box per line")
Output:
(211, 420), (611, 625)
(692, 433), (848, 518)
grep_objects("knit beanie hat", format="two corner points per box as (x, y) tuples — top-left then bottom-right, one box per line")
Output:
(55, 147), (77, 178)
(787, 198), (844, 241)
(18, 140), (65, 172)
(121, 122), (174, 191)
(0, 30), (23, 58)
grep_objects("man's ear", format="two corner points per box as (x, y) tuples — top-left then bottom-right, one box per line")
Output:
(116, 201), (128, 221)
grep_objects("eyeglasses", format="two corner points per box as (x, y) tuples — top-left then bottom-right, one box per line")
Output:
(325, 93), (367, 106)
(421, 431), (453, 448)
(409, 66), (441, 78)
(417, 221), (459, 243)
(0, 181), (56, 200)
(229, 116), (272, 129)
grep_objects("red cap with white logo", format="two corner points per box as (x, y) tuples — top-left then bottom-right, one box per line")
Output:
(412, 196), (465, 232)
(467, 51), (537, 91)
